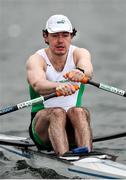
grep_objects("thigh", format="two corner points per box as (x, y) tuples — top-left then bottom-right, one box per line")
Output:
(34, 107), (67, 129)
(33, 107), (67, 142)
(33, 108), (53, 142)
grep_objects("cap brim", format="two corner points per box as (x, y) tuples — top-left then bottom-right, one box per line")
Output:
(47, 27), (72, 33)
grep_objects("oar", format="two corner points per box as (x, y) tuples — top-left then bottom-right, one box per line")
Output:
(1, 77), (125, 116)
(0, 93), (56, 116)
(0, 131), (126, 147)
(0, 85), (79, 116)
(87, 80), (126, 97)
(93, 132), (126, 142)
(81, 76), (126, 97)
(84, 78), (126, 142)
(64, 74), (126, 97)
(0, 138), (35, 147)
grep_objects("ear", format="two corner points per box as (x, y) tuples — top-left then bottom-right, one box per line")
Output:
(44, 36), (49, 44)
(42, 30), (49, 44)
(71, 33), (74, 39)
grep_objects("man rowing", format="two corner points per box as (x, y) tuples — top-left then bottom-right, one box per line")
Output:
(26, 14), (93, 155)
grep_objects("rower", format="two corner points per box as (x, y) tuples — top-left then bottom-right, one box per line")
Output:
(26, 14), (93, 155)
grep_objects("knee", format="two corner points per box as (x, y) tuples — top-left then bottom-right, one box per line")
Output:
(82, 107), (90, 119)
(37, 107), (67, 125)
(67, 107), (84, 115)
(51, 107), (66, 118)
(68, 107), (91, 123)
(50, 107), (67, 126)
(83, 108), (91, 123)
(37, 107), (66, 117)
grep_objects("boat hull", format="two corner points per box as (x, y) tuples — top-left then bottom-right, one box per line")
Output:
(0, 134), (126, 179)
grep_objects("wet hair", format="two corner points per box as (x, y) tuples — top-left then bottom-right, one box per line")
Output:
(42, 28), (77, 44)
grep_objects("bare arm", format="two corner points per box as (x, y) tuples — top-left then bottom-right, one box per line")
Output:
(74, 48), (93, 79)
(63, 47), (93, 83)
(26, 53), (60, 95)
(26, 53), (78, 96)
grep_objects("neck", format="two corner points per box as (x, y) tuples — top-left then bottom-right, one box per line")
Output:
(46, 48), (68, 72)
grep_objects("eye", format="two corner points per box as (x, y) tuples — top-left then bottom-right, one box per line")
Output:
(51, 33), (58, 37)
(63, 32), (69, 37)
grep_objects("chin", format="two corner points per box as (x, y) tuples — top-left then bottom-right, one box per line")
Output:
(56, 52), (66, 56)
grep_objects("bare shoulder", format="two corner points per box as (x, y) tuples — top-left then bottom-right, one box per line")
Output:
(73, 47), (91, 64)
(26, 52), (46, 70)
(74, 47), (91, 57)
(26, 53), (43, 66)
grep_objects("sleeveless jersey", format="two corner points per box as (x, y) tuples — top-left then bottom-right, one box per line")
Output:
(29, 45), (85, 112)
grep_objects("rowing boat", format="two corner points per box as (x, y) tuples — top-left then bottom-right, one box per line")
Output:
(0, 79), (126, 178)
(0, 134), (126, 179)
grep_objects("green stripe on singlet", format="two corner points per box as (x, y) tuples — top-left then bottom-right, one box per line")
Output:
(29, 85), (45, 112)
(76, 84), (86, 107)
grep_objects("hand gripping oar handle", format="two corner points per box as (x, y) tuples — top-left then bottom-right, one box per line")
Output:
(0, 85), (79, 116)
(80, 76), (126, 97)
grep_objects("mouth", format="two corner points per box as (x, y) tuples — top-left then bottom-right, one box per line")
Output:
(56, 45), (65, 50)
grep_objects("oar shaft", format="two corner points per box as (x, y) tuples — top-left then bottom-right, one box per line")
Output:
(87, 80), (126, 97)
(0, 85), (79, 116)
(0, 93), (57, 116)
(93, 132), (126, 142)
(65, 72), (126, 97)
(0, 132), (125, 147)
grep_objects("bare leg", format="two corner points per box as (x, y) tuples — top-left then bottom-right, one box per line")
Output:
(67, 107), (92, 151)
(34, 107), (69, 155)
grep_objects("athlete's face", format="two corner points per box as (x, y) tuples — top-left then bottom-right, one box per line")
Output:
(45, 32), (72, 56)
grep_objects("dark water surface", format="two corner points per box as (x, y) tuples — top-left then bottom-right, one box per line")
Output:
(0, 0), (126, 178)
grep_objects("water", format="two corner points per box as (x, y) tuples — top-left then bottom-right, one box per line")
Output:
(0, 0), (126, 178)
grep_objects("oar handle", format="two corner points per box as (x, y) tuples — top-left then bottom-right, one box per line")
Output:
(56, 84), (79, 96)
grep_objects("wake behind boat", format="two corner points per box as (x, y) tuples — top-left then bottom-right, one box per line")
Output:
(0, 134), (126, 179)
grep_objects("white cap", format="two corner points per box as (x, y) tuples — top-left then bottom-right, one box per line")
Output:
(46, 15), (73, 33)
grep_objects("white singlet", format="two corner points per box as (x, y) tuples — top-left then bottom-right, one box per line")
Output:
(36, 45), (85, 111)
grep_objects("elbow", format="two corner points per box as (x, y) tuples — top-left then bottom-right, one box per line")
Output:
(27, 77), (41, 93)
(31, 81), (42, 94)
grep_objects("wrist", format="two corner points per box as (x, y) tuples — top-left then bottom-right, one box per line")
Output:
(76, 67), (85, 73)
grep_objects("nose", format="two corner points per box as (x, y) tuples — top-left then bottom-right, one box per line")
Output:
(57, 35), (64, 43)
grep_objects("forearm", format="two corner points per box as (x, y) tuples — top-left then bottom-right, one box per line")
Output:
(84, 67), (93, 79)
(30, 79), (60, 96)
(75, 48), (93, 79)
(76, 64), (93, 79)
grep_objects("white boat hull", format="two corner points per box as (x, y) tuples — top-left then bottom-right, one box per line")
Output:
(0, 134), (126, 179)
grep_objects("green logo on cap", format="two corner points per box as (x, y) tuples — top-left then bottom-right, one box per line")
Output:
(57, 19), (65, 24)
